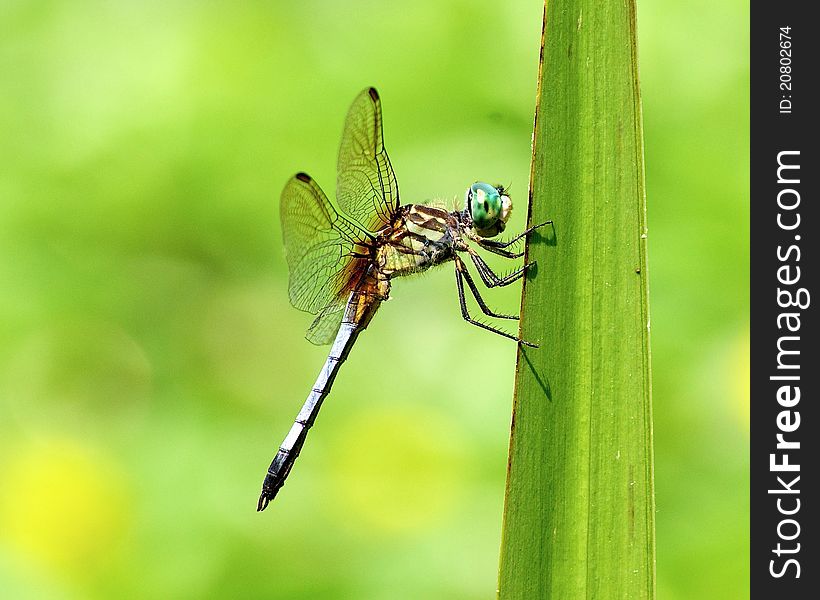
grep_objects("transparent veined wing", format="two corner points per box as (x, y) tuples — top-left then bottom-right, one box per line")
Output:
(336, 87), (400, 233)
(305, 304), (346, 346)
(280, 172), (371, 344)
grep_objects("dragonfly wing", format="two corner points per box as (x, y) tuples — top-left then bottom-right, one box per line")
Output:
(305, 304), (346, 346)
(280, 173), (370, 322)
(336, 87), (400, 233)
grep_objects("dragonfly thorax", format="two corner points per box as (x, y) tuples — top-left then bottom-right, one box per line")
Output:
(376, 204), (458, 278)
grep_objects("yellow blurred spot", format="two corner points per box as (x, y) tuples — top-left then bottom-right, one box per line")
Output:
(731, 328), (750, 432)
(326, 406), (467, 534)
(0, 437), (129, 577)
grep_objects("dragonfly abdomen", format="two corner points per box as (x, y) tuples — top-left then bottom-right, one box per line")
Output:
(257, 322), (358, 510)
(257, 288), (383, 511)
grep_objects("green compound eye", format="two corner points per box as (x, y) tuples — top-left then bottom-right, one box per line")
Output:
(469, 182), (503, 230)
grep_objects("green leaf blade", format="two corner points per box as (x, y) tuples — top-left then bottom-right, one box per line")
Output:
(498, 0), (655, 598)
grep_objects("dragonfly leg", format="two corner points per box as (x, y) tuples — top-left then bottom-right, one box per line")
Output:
(472, 221), (553, 258)
(481, 220), (553, 250)
(468, 249), (531, 288)
(454, 258), (537, 347)
(475, 241), (525, 259)
(457, 257), (518, 320)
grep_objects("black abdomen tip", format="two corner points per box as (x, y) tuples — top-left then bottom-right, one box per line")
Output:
(257, 474), (280, 511)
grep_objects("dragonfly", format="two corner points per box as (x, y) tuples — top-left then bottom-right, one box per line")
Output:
(258, 87), (550, 511)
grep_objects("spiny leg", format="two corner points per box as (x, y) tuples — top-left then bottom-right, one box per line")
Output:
(454, 257), (536, 347)
(475, 242), (525, 259)
(458, 258), (518, 320)
(468, 249), (530, 288)
(479, 220), (553, 250)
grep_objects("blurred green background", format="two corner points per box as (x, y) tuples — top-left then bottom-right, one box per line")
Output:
(0, 0), (748, 598)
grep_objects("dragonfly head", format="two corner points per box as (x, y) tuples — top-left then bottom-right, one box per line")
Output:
(465, 182), (512, 238)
